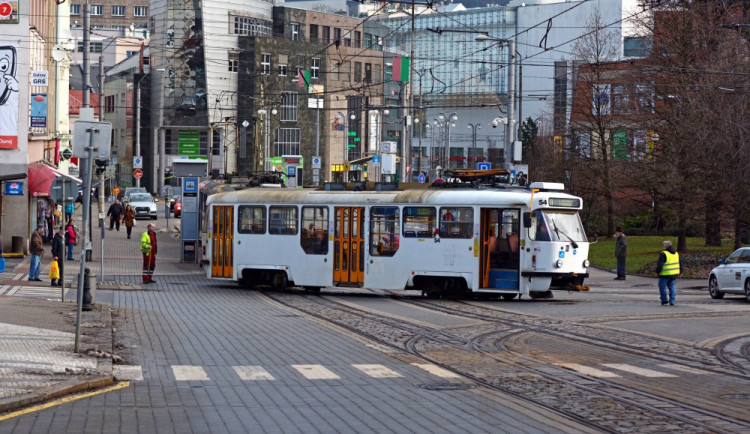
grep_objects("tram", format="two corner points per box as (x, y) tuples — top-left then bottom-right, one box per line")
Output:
(201, 181), (591, 299)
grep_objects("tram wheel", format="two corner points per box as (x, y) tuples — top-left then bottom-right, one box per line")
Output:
(501, 293), (518, 301)
(529, 290), (553, 300)
(273, 273), (288, 291)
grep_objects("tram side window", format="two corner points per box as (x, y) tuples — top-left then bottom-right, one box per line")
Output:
(530, 211), (550, 241)
(269, 206), (298, 235)
(301, 206), (329, 254)
(370, 206), (399, 257)
(237, 205), (266, 234)
(439, 207), (473, 239)
(403, 207), (435, 238)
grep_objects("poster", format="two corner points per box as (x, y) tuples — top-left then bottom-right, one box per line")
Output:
(0, 42), (18, 149)
(31, 93), (47, 128)
(0, 1), (19, 24)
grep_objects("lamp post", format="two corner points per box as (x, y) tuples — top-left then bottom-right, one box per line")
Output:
(467, 122), (481, 169)
(437, 112), (457, 171)
(476, 34), (519, 170)
(425, 122), (434, 178)
(257, 108), (277, 172)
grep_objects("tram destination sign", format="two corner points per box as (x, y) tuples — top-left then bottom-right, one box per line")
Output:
(548, 198), (581, 208)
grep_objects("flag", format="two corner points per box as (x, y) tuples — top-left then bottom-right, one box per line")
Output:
(392, 56), (410, 82)
(298, 69), (310, 88)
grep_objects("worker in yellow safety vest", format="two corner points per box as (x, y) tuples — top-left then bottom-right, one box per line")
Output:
(655, 240), (681, 306)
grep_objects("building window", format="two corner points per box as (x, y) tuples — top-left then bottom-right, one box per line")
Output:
(78, 42), (103, 53)
(134, 6), (148, 16)
(370, 207), (399, 257)
(70, 4), (80, 15)
(301, 206), (329, 254)
(611, 84), (630, 114)
(280, 91), (298, 122)
(233, 16), (271, 37)
(364, 63), (372, 83)
(309, 24), (318, 42)
(126, 50), (138, 57)
(261, 53), (271, 75)
(354, 62), (362, 82)
(322, 26), (331, 44)
(274, 128), (301, 156)
(228, 54), (238, 73)
(90, 5), (103, 15)
(105, 95), (116, 113)
(334, 28), (341, 45)
(291, 23), (300, 41)
(329, 61), (339, 81)
(354, 31), (361, 48)
(311, 58), (320, 79)
(111, 5), (125, 16)
(238, 206), (266, 234)
(269, 206), (298, 235)
(278, 54), (287, 76)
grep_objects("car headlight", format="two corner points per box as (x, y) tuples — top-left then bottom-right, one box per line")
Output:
(583, 259), (590, 268)
(555, 259), (564, 268)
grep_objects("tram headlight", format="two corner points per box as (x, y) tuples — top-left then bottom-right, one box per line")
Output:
(555, 259), (564, 268)
(583, 259), (590, 268)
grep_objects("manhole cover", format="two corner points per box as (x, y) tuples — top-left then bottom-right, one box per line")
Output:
(418, 383), (476, 391)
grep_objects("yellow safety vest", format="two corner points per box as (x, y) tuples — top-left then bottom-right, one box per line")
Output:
(659, 251), (680, 276)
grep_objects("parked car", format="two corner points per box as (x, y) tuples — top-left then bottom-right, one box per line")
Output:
(169, 192), (182, 212)
(173, 195), (182, 218)
(127, 193), (158, 220)
(708, 247), (750, 302)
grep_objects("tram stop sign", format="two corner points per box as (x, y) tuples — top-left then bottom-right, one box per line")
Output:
(133, 169), (143, 179)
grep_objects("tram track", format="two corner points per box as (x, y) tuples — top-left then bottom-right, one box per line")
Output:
(263, 290), (750, 433)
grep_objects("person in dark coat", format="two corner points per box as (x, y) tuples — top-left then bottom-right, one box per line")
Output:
(107, 199), (124, 231)
(51, 228), (65, 287)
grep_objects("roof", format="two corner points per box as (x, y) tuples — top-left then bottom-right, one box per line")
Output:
(69, 90), (100, 116)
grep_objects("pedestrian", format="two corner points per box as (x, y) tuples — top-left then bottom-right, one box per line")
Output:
(51, 227), (65, 286)
(112, 185), (120, 200)
(123, 205), (136, 239)
(65, 219), (77, 260)
(65, 202), (75, 221)
(614, 226), (627, 280)
(656, 240), (681, 305)
(140, 223), (157, 284)
(107, 199), (124, 231)
(28, 224), (44, 281)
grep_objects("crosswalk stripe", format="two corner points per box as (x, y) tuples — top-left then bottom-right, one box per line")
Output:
(410, 363), (461, 379)
(292, 364), (340, 380)
(557, 363), (621, 378)
(233, 365), (275, 381)
(113, 365), (144, 381)
(352, 364), (403, 378)
(657, 363), (713, 375)
(172, 365), (210, 381)
(602, 363), (677, 378)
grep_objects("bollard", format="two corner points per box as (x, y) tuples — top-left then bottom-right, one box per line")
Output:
(81, 268), (96, 311)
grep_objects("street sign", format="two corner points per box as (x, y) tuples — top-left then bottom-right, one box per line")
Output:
(477, 162), (491, 170)
(418, 173), (425, 183)
(133, 169), (143, 179)
(73, 121), (112, 158)
(312, 156), (321, 169)
(61, 148), (72, 160)
(133, 156), (143, 169)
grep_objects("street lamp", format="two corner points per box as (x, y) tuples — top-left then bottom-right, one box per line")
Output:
(437, 112), (457, 171)
(257, 108), (277, 172)
(467, 123), (481, 169)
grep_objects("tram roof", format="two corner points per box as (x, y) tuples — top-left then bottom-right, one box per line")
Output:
(207, 186), (579, 207)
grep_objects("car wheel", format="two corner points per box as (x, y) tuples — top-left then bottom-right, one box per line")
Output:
(708, 276), (724, 299)
(745, 279), (750, 303)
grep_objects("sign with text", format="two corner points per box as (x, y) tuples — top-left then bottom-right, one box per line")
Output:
(4, 181), (22, 195)
(178, 130), (200, 156)
(30, 93), (47, 128)
(31, 70), (48, 87)
(0, 1), (19, 23)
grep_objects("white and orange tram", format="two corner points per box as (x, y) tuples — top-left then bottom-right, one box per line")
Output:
(201, 182), (591, 299)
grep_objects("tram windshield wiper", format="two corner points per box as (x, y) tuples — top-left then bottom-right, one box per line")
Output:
(551, 220), (578, 249)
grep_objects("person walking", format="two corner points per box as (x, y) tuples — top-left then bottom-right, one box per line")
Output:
(123, 205), (136, 239)
(51, 227), (65, 286)
(65, 202), (75, 221)
(65, 220), (77, 260)
(140, 223), (157, 284)
(614, 226), (627, 280)
(656, 240), (681, 305)
(28, 224), (44, 281)
(107, 199), (124, 231)
(112, 185), (120, 200)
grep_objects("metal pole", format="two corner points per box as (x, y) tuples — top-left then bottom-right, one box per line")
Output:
(75, 130), (96, 353)
(60, 184), (65, 302)
(264, 113), (270, 172)
(506, 39), (516, 169)
(135, 79), (141, 187)
(315, 102), (320, 185)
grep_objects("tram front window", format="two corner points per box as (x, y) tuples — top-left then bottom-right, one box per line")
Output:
(531, 211), (586, 243)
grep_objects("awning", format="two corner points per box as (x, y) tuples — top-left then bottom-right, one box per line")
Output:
(0, 172), (27, 182)
(28, 163), (82, 198)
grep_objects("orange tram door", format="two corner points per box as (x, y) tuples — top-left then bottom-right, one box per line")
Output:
(333, 207), (364, 286)
(211, 206), (234, 278)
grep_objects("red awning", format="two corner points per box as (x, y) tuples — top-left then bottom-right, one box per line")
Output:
(28, 163), (82, 198)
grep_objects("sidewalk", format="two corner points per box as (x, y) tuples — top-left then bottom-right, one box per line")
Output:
(0, 210), (199, 414)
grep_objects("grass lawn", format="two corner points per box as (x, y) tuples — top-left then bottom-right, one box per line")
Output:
(588, 236), (738, 279)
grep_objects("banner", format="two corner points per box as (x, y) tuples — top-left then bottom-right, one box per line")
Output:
(31, 93), (47, 128)
(0, 42), (18, 149)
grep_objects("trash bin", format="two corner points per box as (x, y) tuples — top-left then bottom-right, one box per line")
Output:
(11, 236), (23, 255)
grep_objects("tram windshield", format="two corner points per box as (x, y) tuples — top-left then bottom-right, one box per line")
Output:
(530, 210), (587, 243)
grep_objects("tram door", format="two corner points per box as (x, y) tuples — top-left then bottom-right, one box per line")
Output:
(333, 207), (364, 285)
(479, 208), (520, 289)
(211, 206), (234, 278)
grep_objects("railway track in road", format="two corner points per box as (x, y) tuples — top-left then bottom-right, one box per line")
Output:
(264, 291), (750, 433)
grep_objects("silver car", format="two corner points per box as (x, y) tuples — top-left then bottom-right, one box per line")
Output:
(127, 193), (158, 220)
(708, 247), (750, 302)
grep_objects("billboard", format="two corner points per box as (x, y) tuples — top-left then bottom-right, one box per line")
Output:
(0, 42), (18, 149)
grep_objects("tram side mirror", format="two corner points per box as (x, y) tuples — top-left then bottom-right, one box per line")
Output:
(589, 233), (598, 244)
(522, 212), (531, 228)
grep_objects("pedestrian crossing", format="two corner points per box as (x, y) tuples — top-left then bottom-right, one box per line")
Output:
(0, 273), (72, 300)
(113, 361), (715, 383)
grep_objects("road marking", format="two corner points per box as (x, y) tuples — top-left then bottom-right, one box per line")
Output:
(113, 365), (143, 381)
(172, 365), (210, 381)
(0, 381), (130, 422)
(411, 363), (462, 379)
(353, 364), (403, 378)
(233, 365), (275, 381)
(557, 363), (621, 378)
(292, 364), (341, 380)
(602, 363), (677, 378)
(657, 363), (713, 375)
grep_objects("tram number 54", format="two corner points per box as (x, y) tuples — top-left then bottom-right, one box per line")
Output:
(538, 199), (548, 206)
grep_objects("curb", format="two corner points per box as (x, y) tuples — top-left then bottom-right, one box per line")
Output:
(0, 375), (113, 414)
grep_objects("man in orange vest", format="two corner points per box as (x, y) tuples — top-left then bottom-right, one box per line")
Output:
(656, 240), (681, 305)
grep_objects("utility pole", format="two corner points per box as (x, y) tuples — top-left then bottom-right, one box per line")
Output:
(407, 0), (416, 182)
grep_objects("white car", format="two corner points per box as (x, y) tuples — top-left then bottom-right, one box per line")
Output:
(127, 193), (158, 220)
(708, 247), (750, 302)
